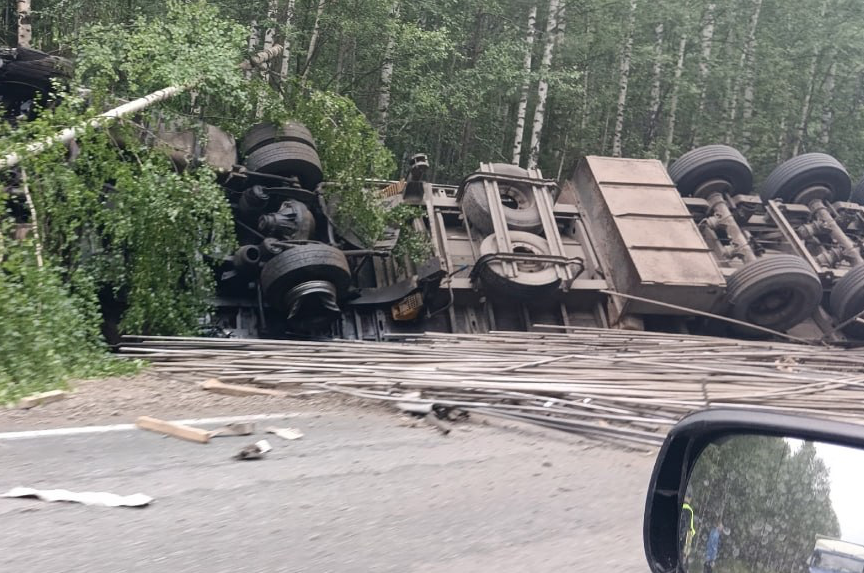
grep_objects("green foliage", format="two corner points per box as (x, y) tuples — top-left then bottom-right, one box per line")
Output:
(687, 436), (840, 572)
(73, 0), (250, 112)
(0, 245), (138, 404)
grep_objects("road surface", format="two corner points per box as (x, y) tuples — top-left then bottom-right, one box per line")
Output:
(0, 400), (655, 572)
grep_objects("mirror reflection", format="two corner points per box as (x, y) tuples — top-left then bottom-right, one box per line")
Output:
(681, 435), (864, 573)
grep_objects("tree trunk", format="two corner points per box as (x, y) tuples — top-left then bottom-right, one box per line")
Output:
(245, 20), (260, 80)
(334, 31), (347, 93)
(776, 115), (787, 163)
(376, 1), (400, 141)
(820, 60), (837, 148)
(792, 51), (821, 156)
(512, 5), (538, 166)
(17, 0), (31, 48)
(611, 0), (638, 158)
(527, 0), (561, 169)
(301, 0), (326, 83)
(692, 2), (716, 147)
(792, 0), (828, 156)
(279, 0), (297, 82)
(664, 34), (687, 166)
(260, 1), (278, 84)
(729, 0), (762, 147)
(645, 21), (664, 150)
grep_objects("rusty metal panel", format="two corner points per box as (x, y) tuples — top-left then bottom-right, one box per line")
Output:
(572, 156), (726, 316)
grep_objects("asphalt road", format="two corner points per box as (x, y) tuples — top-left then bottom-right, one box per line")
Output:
(0, 408), (655, 573)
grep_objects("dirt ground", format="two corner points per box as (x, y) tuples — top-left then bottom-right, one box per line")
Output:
(0, 370), (372, 431)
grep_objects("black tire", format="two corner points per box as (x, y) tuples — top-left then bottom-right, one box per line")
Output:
(668, 145), (752, 198)
(245, 141), (323, 190)
(829, 264), (864, 339)
(850, 177), (864, 205)
(477, 231), (560, 300)
(761, 153), (851, 203)
(241, 121), (316, 156)
(462, 163), (542, 235)
(725, 254), (822, 331)
(260, 243), (351, 309)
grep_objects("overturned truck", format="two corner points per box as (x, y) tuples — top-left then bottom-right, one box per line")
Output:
(212, 126), (864, 344)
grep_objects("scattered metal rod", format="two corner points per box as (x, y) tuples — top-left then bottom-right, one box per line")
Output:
(116, 329), (864, 447)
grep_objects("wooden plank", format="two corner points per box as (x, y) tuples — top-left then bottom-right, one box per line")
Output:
(135, 416), (211, 443)
(18, 390), (67, 409)
(200, 379), (288, 398)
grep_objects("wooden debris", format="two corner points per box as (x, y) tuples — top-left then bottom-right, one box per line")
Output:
(135, 416), (211, 443)
(200, 378), (288, 398)
(18, 389), (67, 409)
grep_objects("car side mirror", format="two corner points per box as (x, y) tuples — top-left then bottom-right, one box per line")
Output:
(643, 408), (864, 572)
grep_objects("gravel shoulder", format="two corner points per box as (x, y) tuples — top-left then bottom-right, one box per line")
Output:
(0, 370), (364, 431)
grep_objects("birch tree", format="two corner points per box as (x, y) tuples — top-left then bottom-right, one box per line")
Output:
(727, 0), (762, 145)
(301, 0), (327, 82)
(376, 1), (400, 141)
(512, 5), (537, 166)
(821, 60), (837, 147)
(691, 2), (716, 147)
(740, 0), (763, 154)
(527, 0), (560, 169)
(17, 0), (31, 48)
(279, 0), (297, 82)
(645, 21), (664, 150)
(611, 0), (638, 158)
(792, 0), (829, 156)
(664, 35), (687, 165)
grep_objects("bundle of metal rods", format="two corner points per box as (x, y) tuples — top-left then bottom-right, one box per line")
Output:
(118, 327), (864, 447)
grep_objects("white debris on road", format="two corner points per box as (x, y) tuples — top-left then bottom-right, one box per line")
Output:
(1, 487), (152, 507)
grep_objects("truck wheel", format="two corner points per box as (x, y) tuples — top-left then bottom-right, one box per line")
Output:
(478, 231), (560, 299)
(260, 243), (351, 310)
(241, 121), (317, 156)
(462, 163), (543, 235)
(829, 264), (864, 339)
(667, 145), (752, 198)
(761, 153), (851, 204)
(245, 140), (324, 190)
(725, 254), (822, 331)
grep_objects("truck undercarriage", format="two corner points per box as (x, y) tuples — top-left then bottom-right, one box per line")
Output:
(210, 127), (864, 345)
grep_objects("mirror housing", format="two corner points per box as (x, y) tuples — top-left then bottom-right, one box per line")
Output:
(643, 408), (864, 573)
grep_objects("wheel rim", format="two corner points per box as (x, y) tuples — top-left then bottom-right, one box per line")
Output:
(745, 287), (795, 324)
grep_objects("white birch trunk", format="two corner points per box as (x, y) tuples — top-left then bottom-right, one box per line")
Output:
(664, 35), (687, 166)
(279, 0), (297, 81)
(692, 2), (716, 147)
(301, 0), (327, 82)
(792, 52), (820, 156)
(527, 0), (561, 169)
(729, 0), (763, 147)
(245, 20), (260, 80)
(512, 5), (538, 166)
(377, 1), (400, 141)
(611, 0), (638, 158)
(821, 60), (837, 147)
(17, 0), (31, 48)
(0, 46), (282, 171)
(776, 116), (787, 163)
(646, 21), (664, 149)
(792, 0), (828, 156)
